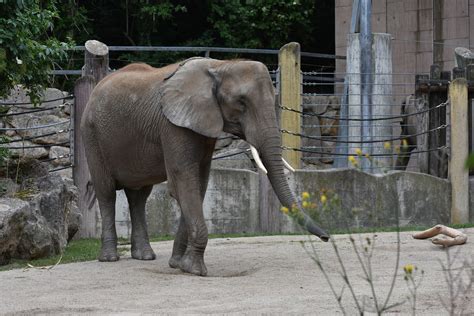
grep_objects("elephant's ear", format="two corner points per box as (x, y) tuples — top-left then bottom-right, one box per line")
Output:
(160, 59), (223, 138)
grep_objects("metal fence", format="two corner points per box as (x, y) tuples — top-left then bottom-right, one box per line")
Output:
(0, 94), (74, 173)
(278, 39), (453, 177)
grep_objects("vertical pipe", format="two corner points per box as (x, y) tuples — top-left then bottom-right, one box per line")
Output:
(360, 0), (372, 171)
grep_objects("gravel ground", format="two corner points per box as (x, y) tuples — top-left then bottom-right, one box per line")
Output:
(1, 229), (474, 315)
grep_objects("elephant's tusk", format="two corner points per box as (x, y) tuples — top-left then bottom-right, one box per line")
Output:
(250, 145), (267, 174)
(282, 158), (295, 172)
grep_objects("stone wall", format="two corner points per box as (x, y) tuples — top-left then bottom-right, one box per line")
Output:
(0, 86), (73, 172)
(301, 95), (340, 167)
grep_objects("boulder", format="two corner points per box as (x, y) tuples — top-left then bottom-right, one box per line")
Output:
(49, 146), (71, 166)
(0, 198), (58, 264)
(0, 172), (80, 265)
(10, 114), (70, 145)
(320, 110), (340, 136)
(4, 136), (49, 159)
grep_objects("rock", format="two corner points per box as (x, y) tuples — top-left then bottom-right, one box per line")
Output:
(0, 178), (19, 197)
(302, 95), (331, 115)
(10, 114), (70, 145)
(0, 198), (58, 264)
(1, 86), (67, 110)
(302, 115), (322, 161)
(4, 136), (49, 159)
(321, 140), (336, 163)
(0, 172), (80, 264)
(327, 96), (341, 111)
(49, 146), (72, 166)
(320, 110), (339, 136)
(62, 98), (73, 116)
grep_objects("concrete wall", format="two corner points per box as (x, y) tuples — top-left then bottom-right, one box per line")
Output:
(112, 168), (458, 239)
(291, 169), (451, 229)
(335, 0), (473, 78)
(114, 168), (260, 238)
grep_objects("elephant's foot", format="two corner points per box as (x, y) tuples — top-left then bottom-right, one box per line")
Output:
(131, 243), (156, 260)
(168, 255), (182, 269)
(98, 244), (119, 262)
(178, 253), (207, 276)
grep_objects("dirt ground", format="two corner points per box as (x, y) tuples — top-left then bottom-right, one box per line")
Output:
(1, 229), (474, 315)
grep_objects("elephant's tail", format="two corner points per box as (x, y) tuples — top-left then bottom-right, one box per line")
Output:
(85, 180), (97, 209)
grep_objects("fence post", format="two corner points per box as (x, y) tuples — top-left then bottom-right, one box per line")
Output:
(449, 78), (469, 224)
(73, 40), (109, 237)
(415, 74), (429, 174)
(279, 42), (301, 169)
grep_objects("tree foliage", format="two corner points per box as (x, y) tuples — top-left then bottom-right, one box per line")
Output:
(205, 0), (315, 49)
(0, 0), (72, 101)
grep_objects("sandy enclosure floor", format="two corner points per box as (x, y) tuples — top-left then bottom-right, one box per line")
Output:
(1, 230), (474, 315)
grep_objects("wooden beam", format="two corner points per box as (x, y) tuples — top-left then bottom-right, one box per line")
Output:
(279, 42), (301, 169)
(449, 78), (469, 224)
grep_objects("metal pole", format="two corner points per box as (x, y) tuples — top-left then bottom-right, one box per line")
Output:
(334, 0), (360, 168)
(360, 0), (373, 171)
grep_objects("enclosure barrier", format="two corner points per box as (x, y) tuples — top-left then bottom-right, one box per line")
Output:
(0, 95), (74, 173)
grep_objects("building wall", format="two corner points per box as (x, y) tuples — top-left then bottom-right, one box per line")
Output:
(335, 0), (473, 76)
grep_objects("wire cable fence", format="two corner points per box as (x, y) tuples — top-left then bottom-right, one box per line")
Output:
(278, 60), (452, 176)
(0, 94), (74, 173)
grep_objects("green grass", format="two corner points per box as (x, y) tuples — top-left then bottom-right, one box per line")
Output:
(0, 239), (128, 272)
(2, 223), (474, 272)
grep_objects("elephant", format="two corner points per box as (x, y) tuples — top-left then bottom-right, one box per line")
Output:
(81, 57), (329, 276)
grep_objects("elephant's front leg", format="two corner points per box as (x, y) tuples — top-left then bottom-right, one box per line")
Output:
(169, 158), (212, 270)
(170, 169), (209, 276)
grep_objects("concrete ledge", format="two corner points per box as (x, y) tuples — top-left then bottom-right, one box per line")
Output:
(113, 168), (455, 238)
(292, 169), (451, 229)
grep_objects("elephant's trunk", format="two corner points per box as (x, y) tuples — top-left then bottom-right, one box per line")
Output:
(258, 129), (329, 242)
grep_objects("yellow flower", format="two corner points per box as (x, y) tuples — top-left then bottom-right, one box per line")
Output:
(384, 142), (391, 150)
(402, 139), (409, 148)
(355, 148), (363, 156)
(302, 201), (309, 208)
(302, 192), (310, 200)
(364, 153), (370, 158)
(320, 194), (327, 204)
(281, 206), (289, 214)
(348, 155), (356, 164)
(403, 264), (415, 274)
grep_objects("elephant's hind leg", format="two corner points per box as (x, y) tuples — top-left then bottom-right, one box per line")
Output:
(83, 131), (119, 262)
(124, 186), (156, 260)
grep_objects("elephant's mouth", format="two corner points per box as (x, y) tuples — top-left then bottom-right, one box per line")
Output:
(223, 121), (245, 140)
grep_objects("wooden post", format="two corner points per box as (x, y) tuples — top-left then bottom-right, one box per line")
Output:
(279, 42), (301, 169)
(83, 40), (109, 82)
(428, 64), (448, 178)
(415, 74), (429, 174)
(449, 78), (469, 224)
(74, 40), (109, 237)
(73, 76), (97, 237)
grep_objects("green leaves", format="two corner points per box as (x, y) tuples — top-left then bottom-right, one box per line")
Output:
(465, 154), (474, 170)
(206, 0), (315, 49)
(0, 0), (72, 100)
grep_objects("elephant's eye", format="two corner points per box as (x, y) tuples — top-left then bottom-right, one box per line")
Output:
(237, 97), (246, 109)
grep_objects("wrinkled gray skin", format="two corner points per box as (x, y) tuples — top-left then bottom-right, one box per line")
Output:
(81, 58), (328, 276)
